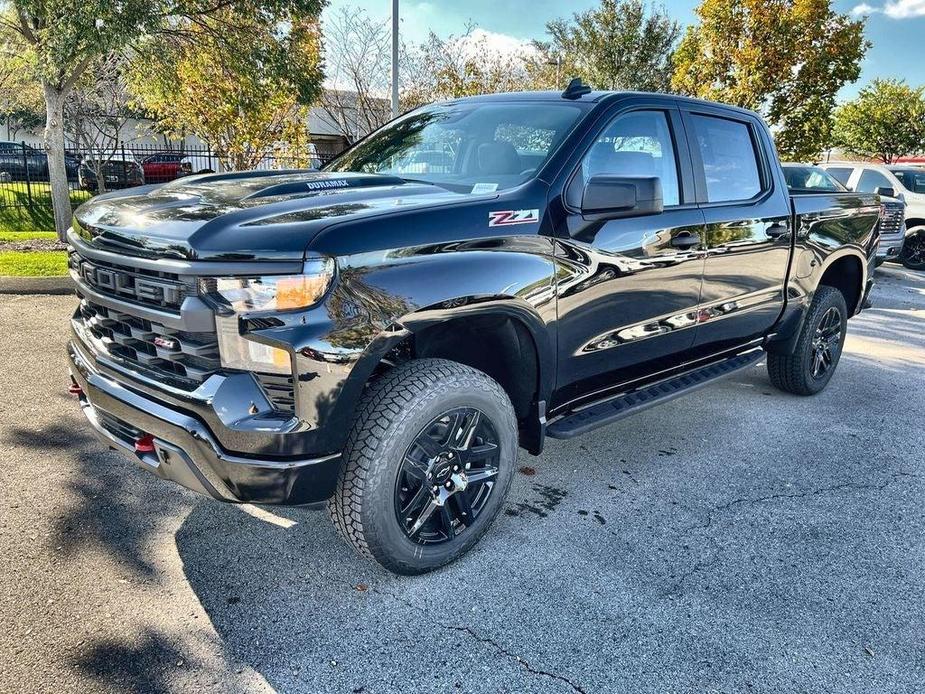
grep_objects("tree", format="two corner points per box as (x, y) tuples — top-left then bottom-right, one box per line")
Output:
(527, 0), (680, 92)
(832, 80), (925, 163)
(672, 0), (868, 161)
(0, 0), (325, 239)
(318, 7), (392, 143)
(0, 17), (42, 140)
(128, 10), (323, 171)
(402, 28), (533, 108)
(66, 53), (132, 193)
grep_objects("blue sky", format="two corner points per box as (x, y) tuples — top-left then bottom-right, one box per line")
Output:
(325, 0), (925, 101)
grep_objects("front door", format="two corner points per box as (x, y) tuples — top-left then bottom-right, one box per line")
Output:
(553, 105), (707, 407)
(681, 107), (792, 353)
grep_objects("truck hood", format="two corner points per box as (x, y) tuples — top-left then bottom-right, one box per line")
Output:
(71, 171), (466, 262)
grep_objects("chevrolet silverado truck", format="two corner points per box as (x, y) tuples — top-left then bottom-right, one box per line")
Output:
(67, 84), (880, 574)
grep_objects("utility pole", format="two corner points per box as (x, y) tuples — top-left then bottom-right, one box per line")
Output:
(391, 0), (399, 119)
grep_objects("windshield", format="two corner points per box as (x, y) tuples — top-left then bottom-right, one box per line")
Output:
(325, 102), (585, 193)
(783, 165), (846, 192)
(889, 168), (925, 194)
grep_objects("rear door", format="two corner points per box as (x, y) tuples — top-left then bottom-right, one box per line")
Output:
(680, 106), (792, 353)
(553, 101), (707, 405)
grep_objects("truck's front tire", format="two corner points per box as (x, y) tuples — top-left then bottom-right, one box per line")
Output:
(767, 285), (848, 396)
(329, 359), (517, 575)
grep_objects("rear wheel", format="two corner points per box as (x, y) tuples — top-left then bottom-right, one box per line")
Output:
(330, 359), (517, 575)
(900, 227), (925, 271)
(767, 285), (848, 396)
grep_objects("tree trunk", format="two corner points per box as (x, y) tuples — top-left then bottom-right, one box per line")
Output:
(43, 84), (72, 241)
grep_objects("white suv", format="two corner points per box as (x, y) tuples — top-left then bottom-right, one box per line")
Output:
(822, 162), (925, 269)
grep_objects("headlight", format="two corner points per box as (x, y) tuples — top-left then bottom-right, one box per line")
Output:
(201, 258), (335, 375)
(199, 258), (334, 313)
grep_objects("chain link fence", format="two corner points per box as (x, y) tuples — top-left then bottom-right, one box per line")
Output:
(0, 140), (345, 215)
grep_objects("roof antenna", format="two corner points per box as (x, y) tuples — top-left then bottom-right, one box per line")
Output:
(561, 77), (592, 100)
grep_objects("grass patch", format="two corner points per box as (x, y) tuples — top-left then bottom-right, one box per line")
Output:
(0, 182), (92, 234)
(0, 231), (59, 242)
(0, 250), (68, 276)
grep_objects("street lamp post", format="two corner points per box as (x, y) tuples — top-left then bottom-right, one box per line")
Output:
(391, 0), (399, 118)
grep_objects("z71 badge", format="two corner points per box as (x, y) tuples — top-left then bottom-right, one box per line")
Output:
(488, 209), (540, 227)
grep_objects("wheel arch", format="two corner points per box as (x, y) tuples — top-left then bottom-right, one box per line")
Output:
(816, 250), (866, 316)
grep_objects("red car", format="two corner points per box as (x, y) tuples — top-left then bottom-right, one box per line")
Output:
(140, 152), (192, 184)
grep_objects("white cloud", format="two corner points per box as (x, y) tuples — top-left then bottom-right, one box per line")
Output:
(454, 28), (537, 62)
(852, 0), (925, 17)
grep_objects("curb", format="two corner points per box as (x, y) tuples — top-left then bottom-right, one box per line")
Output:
(0, 276), (73, 295)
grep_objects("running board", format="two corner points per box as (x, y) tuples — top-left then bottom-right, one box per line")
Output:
(546, 350), (765, 440)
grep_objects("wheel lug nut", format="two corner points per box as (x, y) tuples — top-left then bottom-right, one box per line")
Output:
(445, 481), (452, 489)
(448, 452), (454, 459)
(465, 463), (471, 470)
(432, 485), (439, 492)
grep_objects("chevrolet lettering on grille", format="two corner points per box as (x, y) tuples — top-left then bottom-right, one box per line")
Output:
(75, 258), (183, 309)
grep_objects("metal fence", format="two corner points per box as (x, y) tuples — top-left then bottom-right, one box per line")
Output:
(0, 140), (345, 215)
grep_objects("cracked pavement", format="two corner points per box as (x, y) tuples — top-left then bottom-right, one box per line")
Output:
(2, 264), (924, 693)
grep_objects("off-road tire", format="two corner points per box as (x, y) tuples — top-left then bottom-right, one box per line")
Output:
(767, 285), (848, 396)
(329, 358), (517, 575)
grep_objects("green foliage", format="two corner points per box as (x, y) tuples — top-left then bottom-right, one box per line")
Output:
(528, 0), (680, 92)
(0, 250), (67, 275)
(128, 8), (324, 171)
(833, 79), (925, 163)
(673, 0), (868, 161)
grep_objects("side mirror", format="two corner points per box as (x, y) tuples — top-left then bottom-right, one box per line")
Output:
(582, 175), (663, 219)
(874, 186), (896, 199)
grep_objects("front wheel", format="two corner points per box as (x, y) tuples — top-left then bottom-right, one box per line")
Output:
(330, 359), (517, 575)
(767, 285), (848, 396)
(900, 227), (925, 271)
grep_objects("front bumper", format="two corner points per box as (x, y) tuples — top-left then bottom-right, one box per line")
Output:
(877, 230), (907, 260)
(68, 341), (341, 505)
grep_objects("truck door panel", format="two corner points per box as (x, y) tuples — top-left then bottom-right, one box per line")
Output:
(682, 109), (791, 352)
(553, 106), (707, 406)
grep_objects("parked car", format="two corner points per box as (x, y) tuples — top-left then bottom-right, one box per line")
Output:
(66, 87), (880, 574)
(783, 163), (906, 266)
(140, 152), (192, 183)
(822, 161), (925, 270)
(78, 154), (145, 191)
(0, 140), (79, 182)
(181, 154), (216, 175)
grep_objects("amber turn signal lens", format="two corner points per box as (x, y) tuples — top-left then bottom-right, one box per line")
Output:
(276, 275), (330, 310)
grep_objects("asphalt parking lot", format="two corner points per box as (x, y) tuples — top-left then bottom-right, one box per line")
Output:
(1, 265), (923, 694)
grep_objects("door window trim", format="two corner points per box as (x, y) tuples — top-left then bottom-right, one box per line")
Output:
(681, 108), (774, 208)
(562, 104), (698, 214)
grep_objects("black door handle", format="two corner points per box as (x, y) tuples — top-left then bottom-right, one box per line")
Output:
(671, 232), (701, 249)
(766, 222), (789, 238)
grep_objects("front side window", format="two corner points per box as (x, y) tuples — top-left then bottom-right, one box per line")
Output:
(326, 102), (584, 193)
(856, 169), (893, 193)
(580, 110), (680, 206)
(689, 114), (762, 203)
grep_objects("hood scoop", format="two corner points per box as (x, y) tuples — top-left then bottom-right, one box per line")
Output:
(241, 174), (407, 201)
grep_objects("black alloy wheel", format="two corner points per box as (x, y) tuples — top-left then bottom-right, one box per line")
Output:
(810, 306), (842, 380)
(395, 408), (501, 544)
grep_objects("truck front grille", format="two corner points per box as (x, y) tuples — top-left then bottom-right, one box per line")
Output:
(79, 299), (221, 387)
(879, 203), (905, 236)
(70, 247), (298, 414)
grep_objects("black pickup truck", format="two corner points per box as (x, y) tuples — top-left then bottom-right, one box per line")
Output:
(66, 85), (879, 574)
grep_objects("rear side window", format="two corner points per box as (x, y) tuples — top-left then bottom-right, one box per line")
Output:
(856, 169), (893, 193)
(825, 167), (853, 186)
(689, 115), (762, 203)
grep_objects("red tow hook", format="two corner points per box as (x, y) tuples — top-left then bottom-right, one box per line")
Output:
(134, 434), (156, 454)
(68, 383), (83, 396)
